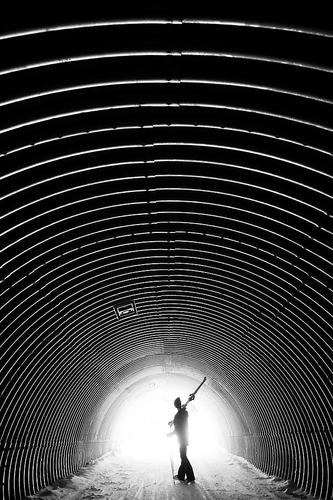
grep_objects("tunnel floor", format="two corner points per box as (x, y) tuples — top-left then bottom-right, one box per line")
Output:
(24, 446), (316, 500)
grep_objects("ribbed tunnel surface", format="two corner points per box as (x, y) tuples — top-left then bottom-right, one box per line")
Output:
(0, 8), (332, 500)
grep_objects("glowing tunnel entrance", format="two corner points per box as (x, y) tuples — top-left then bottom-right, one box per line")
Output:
(89, 364), (241, 462)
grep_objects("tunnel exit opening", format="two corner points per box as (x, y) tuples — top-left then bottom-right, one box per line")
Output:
(117, 389), (224, 461)
(89, 364), (247, 465)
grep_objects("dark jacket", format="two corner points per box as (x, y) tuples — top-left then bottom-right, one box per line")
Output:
(173, 408), (189, 446)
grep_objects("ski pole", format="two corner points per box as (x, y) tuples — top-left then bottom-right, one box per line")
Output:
(168, 422), (175, 484)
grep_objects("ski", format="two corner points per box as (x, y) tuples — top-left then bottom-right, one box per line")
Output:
(182, 376), (207, 408)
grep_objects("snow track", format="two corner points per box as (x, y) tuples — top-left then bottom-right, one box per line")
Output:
(24, 448), (316, 500)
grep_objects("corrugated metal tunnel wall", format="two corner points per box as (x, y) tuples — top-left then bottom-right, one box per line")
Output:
(0, 7), (332, 500)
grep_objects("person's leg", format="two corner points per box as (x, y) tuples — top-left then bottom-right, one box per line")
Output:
(177, 446), (186, 480)
(184, 455), (195, 482)
(179, 445), (195, 482)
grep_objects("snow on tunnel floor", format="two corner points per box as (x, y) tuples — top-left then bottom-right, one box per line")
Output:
(25, 446), (316, 500)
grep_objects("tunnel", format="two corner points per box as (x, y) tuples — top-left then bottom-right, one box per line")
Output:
(0, 7), (332, 500)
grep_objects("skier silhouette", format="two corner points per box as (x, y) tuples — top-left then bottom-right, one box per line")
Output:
(167, 396), (195, 483)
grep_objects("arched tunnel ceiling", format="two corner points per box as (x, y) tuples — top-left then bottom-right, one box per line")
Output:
(0, 8), (333, 500)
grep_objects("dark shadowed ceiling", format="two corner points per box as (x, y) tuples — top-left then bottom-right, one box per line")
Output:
(0, 7), (332, 500)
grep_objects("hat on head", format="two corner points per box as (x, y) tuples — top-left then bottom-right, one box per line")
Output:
(174, 397), (181, 409)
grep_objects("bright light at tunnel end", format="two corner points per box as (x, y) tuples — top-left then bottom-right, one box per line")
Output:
(115, 383), (225, 461)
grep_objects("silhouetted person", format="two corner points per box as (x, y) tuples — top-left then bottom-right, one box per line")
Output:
(167, 397), (195, 483)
